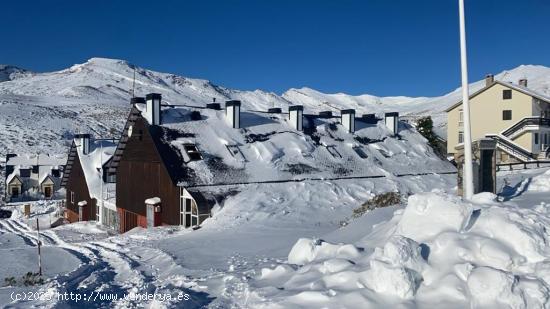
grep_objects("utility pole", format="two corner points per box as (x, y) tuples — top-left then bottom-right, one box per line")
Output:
(36, 218), (42, 276)
(458, 0), (474, 199)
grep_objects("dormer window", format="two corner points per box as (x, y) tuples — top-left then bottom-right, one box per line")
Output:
(184, 144), (202, 161)
(503, 89), (512, 100)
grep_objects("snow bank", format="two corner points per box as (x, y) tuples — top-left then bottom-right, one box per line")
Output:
(250, 192), (550, 308)
(529, 169), (550, 192)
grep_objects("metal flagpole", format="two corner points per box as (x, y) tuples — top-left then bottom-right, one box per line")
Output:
(458, 0), (474, 199)
(100, 141), (103, 224)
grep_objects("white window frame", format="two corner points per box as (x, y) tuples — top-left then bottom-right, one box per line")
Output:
(179, 187), (199, 228)
(458, 132), (464, 144)
(179, 187), (185, 226)
(458, 110), (464, 127)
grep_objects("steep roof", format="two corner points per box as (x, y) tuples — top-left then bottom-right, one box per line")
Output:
(61, 139), (117, 201)
(445, 80), (550, 112)
(111, 101), (453, 188)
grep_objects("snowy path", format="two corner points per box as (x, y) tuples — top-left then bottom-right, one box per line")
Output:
(0, 217), (215, 308)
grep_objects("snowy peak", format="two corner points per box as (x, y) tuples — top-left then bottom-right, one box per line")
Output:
(0, 65), (31, 82)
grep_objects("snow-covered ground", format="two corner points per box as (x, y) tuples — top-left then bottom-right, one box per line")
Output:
(0, 168), (549, 308)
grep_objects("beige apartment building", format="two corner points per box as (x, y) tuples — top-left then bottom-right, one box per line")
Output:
(447, 75), (550, 163)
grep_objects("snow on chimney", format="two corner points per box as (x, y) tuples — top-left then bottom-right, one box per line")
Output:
(384, 112), (399, 135)
(519, 78), (528, 87)
(225, 100), (241, 129)
(145, 93), (162, 125)
(289, 105), (304, 131)
(131, 97), (145, 105)
(341, 109), (355, 133)
(74, 133), (91, 155)
(485, 74), (494, 87)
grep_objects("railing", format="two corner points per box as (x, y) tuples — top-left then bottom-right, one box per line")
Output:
(501, 117), (550, 137)
(486, 134), (535, 162)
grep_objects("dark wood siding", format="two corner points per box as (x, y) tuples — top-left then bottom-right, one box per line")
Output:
(65, 155), (96, 222)
(116, 116), (180, 232)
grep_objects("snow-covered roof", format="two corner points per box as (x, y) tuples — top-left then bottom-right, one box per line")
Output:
(6, 172), (22, 185)
(6, 154), (66, 167)
(77, 139), (117, 201)
(122, 102), (453, 188)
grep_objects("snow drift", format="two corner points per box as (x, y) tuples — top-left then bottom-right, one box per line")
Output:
(250, 192), (550, 308)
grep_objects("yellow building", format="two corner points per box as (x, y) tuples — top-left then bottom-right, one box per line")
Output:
(447, 75), (550, 163)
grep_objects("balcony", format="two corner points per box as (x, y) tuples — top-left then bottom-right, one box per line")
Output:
(501, 117), (550, 139)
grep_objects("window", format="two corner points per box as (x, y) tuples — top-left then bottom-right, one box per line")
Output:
(458, 110), (464, 126)
(32, 165), (39, 174)
(179, 188), (199, 228)
(71, 191), (75, 204)
(326, 145), (342, 158)
(503, 110), (512, 120)
(535, 133), (539, 145)
(458, 132), (464, 144)
(183, 144), (202, 161)
(11, 187), (19, 198)
(503, 89), (512, 100)
(51, 169), (60, 178)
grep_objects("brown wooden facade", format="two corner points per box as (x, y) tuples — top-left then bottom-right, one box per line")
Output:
(116, 116), (181, 233)
(65, 154), (97, 222)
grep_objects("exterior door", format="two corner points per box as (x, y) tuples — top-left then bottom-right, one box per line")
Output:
(44, 186), (52, 198)
(146, 204), (154, 228)
(11, 187), (19, 198)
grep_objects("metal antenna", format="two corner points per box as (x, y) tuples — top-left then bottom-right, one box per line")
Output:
(131, 66), (136, 98)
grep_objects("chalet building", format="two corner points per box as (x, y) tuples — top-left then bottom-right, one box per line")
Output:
(447, 76), (550, 163)
(5, 154), (66, 202)
(61, 134), (118, 230)
(108, 94), (409, 233)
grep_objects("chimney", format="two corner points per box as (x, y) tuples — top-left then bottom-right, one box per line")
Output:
(130, 97), (145, 105)
(485, 74), (494, 87)
(289, 105), (304, 131)
(207, 98), (221, 110)
(519, 78), (528, 87)
(384, 112), (399, 135)
(225, 100), (241, 129)
(74, 133), (91, 155)
(341, 109), (355, 133)
(145, 93), (162, 125)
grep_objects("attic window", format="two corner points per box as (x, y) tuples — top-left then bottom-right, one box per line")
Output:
(226, 144), (246, 161)
(352, 146), (368, 159)
(184, 144), (202, 161)
(503, 90), (512, 100)
(326, 145), (342, 158)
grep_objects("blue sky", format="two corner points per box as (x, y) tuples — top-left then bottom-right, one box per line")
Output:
(1, 0), (549, 97)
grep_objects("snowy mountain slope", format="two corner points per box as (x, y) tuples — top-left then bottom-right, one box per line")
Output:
(0, 65), (31, 82)
(0, 58), (548, 141)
